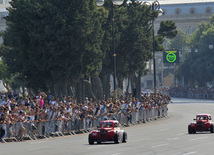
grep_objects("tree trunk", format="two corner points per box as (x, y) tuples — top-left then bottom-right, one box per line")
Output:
(55, 83), (61, 99)
(136, 71), (142, 99)
(131, 72), (142, 99)
(118, 77), (124, 91)
(67, 85), (71, 97)
(126, 76), (130, 99)
(22, 85), (25, 98)
(27, 89), (34, 96)
(84, 80), (97, 101)
(102, 74), (110, 100)
(2, 80), (9, 92)
(76, 80), (83, 104)
(82, 79), (85, 103)
(49, 83), (56, 97)
(91, 76), (103, 100)
(130, 78), (134, 98)
(62, 79), (68, 99)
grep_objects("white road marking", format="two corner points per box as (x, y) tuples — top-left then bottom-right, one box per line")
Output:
(183, 151), (197, 155)
(190, 136), (207, 141)
(132, 138), (150, 142)
(29, 141), (47, 144)
(111, 153), (122, 155)
(28, 146), (48, 151)
(151, 143), (169, 148)
(86, 145), (105, 149)
(176, 133), (185, 136)
(160, 128), (169, 131)
(167, 137), (179, 140)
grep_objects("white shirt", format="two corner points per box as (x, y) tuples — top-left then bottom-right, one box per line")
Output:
(2, 100), (11, 107)
(66, 108), (72, 113)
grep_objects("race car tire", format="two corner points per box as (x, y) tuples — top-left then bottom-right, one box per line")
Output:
(88, 134), (94, 145)
(188, 125), (192, 134)
(192, 129), (196, 134)
(97, 141), (101, 144)
(122, 132), (127, 143)
(114, 133), (119, 144)
(210, 124), (214, 133)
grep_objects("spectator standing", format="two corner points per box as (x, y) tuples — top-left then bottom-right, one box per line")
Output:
(65, 104), (72, 114)
(38, 92), (47, 109)
(0, 114), (7, 142)
(49, 96), (56, 106)
(23, 98), (30, 107)
(2, 96), (11, 110)
(0, 95), (3, 105)
(62, 96), (67, 104)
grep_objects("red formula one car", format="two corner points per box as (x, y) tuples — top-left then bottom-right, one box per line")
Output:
(88, 120), (127, 144)
(188, 114), (214, 134)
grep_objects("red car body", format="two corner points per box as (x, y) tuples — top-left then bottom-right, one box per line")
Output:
(88, 120), (127, 144)
(188, 114), (214, 134)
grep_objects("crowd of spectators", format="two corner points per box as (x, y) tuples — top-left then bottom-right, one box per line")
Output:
(0, 91), (171, 142)
(169, 86), (214, 98)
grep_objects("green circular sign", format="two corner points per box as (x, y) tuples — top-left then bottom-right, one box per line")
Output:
(166, 53), (176, 62)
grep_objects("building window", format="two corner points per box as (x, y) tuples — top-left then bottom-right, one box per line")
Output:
(141, 83), (144, 88)
(147, 80), (153, 86)
(5, 0), (12, 4)
(190, 8), (196, 15)
(146, 62), (149, 71)
(206, 7), (212, 14)
(188, 28), (191, 34)
(1, 14), (5, 21)
(175, 8), (181, 15)
(192, 28), (196, 33)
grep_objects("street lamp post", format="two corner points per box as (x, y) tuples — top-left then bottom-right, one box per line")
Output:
(96, 0), (124, 99)
(144, 0), (162, 96)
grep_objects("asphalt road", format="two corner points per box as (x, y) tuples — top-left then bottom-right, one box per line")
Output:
(1, 98), (214, 155)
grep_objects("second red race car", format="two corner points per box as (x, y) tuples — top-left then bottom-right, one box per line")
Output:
(188, 114), (214, 134)
(88, 120), (127, 144)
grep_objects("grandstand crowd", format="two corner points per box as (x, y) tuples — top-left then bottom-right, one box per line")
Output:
(0, 91), (171, 142)
(169, 86), (214, 99)
(169, 86), (214, 94)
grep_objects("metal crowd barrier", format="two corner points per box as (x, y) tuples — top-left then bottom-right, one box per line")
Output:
(0, 106), (168, 142)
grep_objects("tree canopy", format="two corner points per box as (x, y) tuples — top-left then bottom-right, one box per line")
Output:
(167, 29), (189, 50)
(2, 0), (104, 93)
(0, 0), (177, 99)
(176, 15), (214, 87)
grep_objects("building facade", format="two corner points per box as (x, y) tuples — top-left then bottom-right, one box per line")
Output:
(0, 0), (10, 43)
(156, 0), (214, 36)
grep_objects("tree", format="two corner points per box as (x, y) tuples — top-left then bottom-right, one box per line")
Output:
(117, 1), (177, 98)
(116, 1), (153, 98)
(1, 0), (178, 100)
(99, 0), (178, 99)
(176, 17), (214, 87)
(167, 29), (189, 50)
(1, 0), (104, 100)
